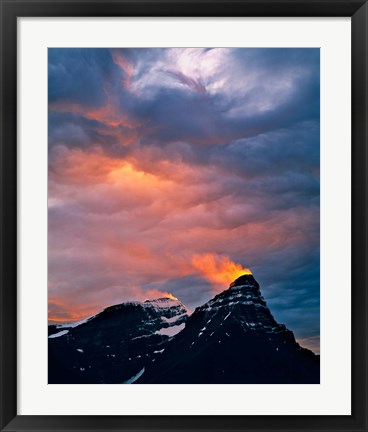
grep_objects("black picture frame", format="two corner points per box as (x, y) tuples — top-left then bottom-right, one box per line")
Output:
(1, 1), (367, 431)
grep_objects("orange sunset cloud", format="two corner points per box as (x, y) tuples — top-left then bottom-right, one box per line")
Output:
(191, 253), (252, 292)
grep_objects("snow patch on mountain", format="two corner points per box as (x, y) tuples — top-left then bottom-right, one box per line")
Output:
(144, 298), (184, 310)
(161, 313), (187, 324)
(155, 323), (185, 337)
(48, 330), (69, 338)
(123, 367), (145, 384)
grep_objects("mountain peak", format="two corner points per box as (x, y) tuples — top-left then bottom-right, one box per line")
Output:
(138, 272), (320, 384)
(143, 297), (185, 310)
(144, 296), (178, 304)
(229, 273), (257, 288)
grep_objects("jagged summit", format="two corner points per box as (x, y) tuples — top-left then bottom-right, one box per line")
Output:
(188, 272), (279, 334)
(138, 273), (320, 384)
(230, 273), (258, 288)
(143, 297), (184, 309)
(144, 297), (178, 303)
(48, 295), (188, 384)
(93, 296), (187, 321)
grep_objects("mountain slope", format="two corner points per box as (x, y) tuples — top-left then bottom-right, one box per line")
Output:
(48, 298), (188, 384)
(137, 275), (320, 384)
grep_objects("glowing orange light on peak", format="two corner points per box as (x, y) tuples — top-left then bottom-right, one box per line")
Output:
(191, 253), (252, 291)
(143, 289), (179, 302)
(164, 292), (179, 301)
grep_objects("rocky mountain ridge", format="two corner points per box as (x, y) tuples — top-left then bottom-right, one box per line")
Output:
(49, 274), (319, 384)
(48, 297), (188, 383)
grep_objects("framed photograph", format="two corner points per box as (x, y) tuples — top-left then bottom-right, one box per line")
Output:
(1, 0), (367, 431)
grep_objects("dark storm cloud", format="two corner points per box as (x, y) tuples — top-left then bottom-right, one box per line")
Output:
(48, 48), (114, 107)
(48, 112), (103, 148)
(251, 246), (320, 342)
(49, 47), (320, 153)
(232, 48), (320, 79)
(124, 62), (319, 147)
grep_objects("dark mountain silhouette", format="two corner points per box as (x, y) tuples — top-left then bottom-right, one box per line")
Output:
(48, 274), (319, 384)
(138, 274), (319, 384)
(48, 298), (188, 383)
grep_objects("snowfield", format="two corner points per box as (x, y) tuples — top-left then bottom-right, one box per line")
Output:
(123, 367), (145, 384)
(161, 313), (187, 324)
(155, 323), (185, 337)
(48, 330), (69, 339)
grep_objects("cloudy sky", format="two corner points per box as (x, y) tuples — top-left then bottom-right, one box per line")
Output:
(48, 48), (320, 353)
